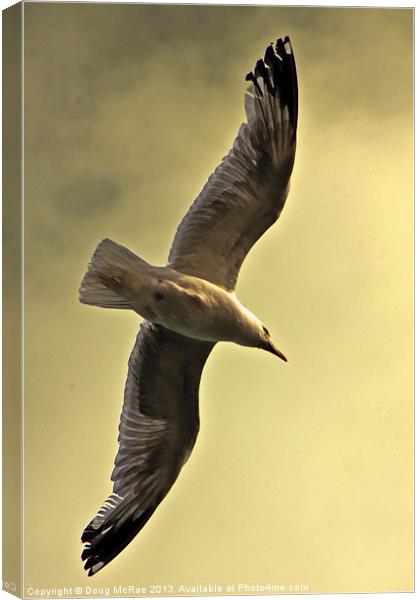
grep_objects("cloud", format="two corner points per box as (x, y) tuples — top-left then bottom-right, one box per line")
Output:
(54, 176), (122, 218)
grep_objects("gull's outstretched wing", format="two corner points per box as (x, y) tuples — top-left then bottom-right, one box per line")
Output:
(168, 37), (298, 291)
(81, 321), (215, 576)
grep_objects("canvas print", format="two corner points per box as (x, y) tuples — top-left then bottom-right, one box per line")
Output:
(2, 1), (413, 597)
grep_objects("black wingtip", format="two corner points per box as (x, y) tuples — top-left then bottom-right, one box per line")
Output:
(275, 35), (292, 58)
(80, 497), (161, 576)
(245, 69), (263, 96)
(245, 35), (298, 133)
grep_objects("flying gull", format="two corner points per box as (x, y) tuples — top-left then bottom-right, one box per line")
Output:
(79, 36), (298, 576)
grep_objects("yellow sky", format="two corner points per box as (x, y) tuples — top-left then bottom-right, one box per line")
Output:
(22, 3), (412, 594)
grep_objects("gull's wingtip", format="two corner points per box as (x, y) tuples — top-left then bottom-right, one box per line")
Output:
(245, 34), (298, 133)
(86, 560), (105, 577)
(277, 35), (293, 54)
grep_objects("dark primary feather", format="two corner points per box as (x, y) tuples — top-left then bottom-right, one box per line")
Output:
(168, 36), (298, 291)
(81, 322), (214, 576)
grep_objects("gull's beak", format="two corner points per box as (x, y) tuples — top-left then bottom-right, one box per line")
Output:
(260, 339), (288, 362)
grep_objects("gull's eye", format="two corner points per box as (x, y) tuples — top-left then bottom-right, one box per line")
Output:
(263, 325), (270, 336)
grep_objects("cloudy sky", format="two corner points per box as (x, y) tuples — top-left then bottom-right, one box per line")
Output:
(20, 3), (412, 593)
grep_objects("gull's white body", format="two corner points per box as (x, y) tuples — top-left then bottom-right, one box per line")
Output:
(80, 36), (298, 576)
(133, 267), (263, 345)
(86, 243), (264, 345)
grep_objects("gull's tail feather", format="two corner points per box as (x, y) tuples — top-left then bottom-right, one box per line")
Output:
(79, 238), (148, 309)
(81, 493), (160, 576)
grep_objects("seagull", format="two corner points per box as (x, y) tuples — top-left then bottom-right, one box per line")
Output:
(79, 36), (298, 576)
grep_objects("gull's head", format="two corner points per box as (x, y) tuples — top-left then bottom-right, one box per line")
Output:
(258, 325), (288, 362)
